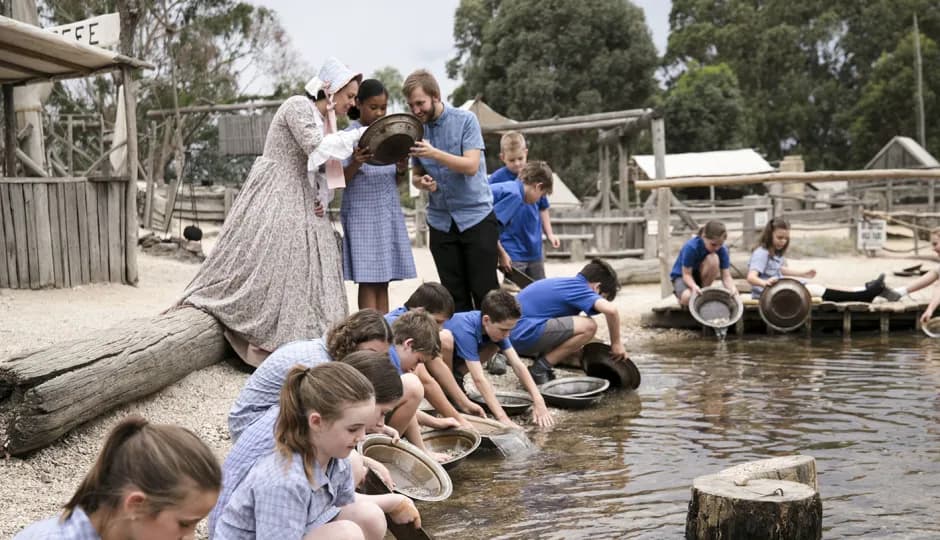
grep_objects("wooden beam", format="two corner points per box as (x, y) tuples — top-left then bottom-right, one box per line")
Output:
(3, 84), (14, 175)
(145, 99), (285, 118)
(488, 117), (635, 135)
(636, 168), (940, 190)
(652, 117), (670, 298)
(481, 108), (652, 134)
(0, 40), (90, 72)
(0, 57), (47, 77)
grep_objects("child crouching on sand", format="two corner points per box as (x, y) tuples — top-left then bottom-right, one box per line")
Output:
(671, 221), (739, 306)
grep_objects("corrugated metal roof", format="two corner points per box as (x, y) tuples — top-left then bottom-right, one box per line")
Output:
(632, 148), (774, 179)
(864, 135), (940, 169)
(0, 15), (152, 86)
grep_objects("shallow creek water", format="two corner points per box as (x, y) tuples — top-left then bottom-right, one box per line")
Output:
(419, 335), (940, 539)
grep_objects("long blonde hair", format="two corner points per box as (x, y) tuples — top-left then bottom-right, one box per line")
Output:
(275, 363), (374, 480)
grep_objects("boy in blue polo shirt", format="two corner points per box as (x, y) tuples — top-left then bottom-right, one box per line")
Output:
(489, 132), (560, 281)
(443, 290), (554, 428)
(387, 282), (487, 427)
(491, 161), (554, 278)
(670, 220), (739, 306)
(511, 259), (627, 385)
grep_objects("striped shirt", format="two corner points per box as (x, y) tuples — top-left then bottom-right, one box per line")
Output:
(214, 452), (355, 540)
(228, 339), (332, 441)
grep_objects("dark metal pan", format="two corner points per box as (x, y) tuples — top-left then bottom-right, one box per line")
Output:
(358, 113), (424, 165)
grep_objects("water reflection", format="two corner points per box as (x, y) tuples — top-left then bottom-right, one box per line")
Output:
(419, 335), (940, 539)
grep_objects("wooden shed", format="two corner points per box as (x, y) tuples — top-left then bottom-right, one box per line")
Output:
(0, 16), (152, 289)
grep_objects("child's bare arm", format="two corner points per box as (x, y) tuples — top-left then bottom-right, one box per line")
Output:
(540, 208), (560, 248)
(466, 361), (519, 429)
(504, 348), (554, 427)
(594, 299), (626, 358)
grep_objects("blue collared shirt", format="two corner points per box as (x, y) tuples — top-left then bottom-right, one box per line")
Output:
(669, 236), (731, 280)
(511, 275), (601, 352)
(228, 339), (332, 441)
(385, 306), (408, 325)
(214, 451), (355, 540)
(413, 104), (492, 232)
(14, 507), (99, 539)
(489, 167), (550, 261)
(443, 310), (512, 362)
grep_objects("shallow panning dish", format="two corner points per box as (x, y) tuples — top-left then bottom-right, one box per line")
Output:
(358, 113), (423, 165)
(690, 286), (744, 328)
(421, 428), (482, 470)
(358, 434), (452, 502)
(581, 341), (641, 389)
(759, 278), (812, 332)
(539, 376), (609, 409)
(468, 390), (533, 416)
(923, 317), (940, 338)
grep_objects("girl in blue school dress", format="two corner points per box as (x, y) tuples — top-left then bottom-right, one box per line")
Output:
(213, 362), (420, 540)
(15, 416), (221, 539)
(342, 79), (417, 313)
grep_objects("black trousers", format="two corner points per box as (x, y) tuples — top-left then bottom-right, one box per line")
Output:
(429, 212), (500, 312)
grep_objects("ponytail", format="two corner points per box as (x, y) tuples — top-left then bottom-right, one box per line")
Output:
(64, 415), (220, 520)
(275, 363), (375, 481)
(326, 309), (392, 360)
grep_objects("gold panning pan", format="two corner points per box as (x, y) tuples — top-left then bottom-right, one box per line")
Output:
(358, 113), (423, 165)
(759, 278), (812, 332)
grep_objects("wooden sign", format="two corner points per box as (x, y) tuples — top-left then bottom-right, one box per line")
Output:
(47, 13), (120, 48)
(857, 219), (886, 251)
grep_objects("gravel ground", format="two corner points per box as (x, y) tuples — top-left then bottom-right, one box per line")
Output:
(0, 230), (933, 537)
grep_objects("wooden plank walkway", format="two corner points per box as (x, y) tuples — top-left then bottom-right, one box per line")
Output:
(642, 300), (929, 336)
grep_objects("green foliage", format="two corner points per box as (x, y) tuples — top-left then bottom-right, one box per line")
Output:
(666, 0), (940, 169)
(449, 0), (659, 198)
(848, 31), (940, 165)
(372, 66), (405, 110)
(658, 62), (748, 153)
(38, 0), (310, 186)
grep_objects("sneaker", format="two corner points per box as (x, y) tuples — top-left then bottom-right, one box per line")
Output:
(880, 287), (902, 302)
(487, 353), (508, 375)
(865, 273), (886, 291)
(528, 357), (556, 386)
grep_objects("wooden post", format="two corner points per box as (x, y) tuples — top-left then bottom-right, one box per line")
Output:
(651, 117), (671, 298)
(3, 84), (15, 176)
(122, 67), (140, 285)
(66, 116), (74, 175)
(742, 194), (761, 248)
(414, 190), (428, 248)
(143, 121), (157, 229)
(618, 137), (629, 210)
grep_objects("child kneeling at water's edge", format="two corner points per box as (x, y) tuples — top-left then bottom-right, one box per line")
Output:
(886, 227), (940, 322)
(214, 363), (419, 540)
(671, 221), (739, 306)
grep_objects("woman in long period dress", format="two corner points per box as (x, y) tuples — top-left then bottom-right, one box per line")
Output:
(176, 57), (363, 367)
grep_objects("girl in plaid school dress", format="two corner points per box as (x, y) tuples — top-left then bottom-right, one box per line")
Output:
(14, 416), (221, 539)
(213, 363), (420, 540)
(342, 79), (417, 313)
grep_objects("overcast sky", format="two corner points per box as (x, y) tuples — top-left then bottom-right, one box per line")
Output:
(249, 1), (671, 101)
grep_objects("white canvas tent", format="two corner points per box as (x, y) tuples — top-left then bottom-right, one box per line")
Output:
(632, 148), (774, 179)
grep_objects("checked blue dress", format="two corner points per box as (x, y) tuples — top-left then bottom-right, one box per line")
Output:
(340, 120), (416, 283)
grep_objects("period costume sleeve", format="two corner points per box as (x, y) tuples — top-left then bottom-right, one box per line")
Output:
(284, 96), (324, 155)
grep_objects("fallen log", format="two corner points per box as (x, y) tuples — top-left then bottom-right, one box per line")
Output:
(0, 307), (226, 455)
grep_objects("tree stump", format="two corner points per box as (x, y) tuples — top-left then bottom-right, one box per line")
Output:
(0, 307), (227, 455)
(686, 474), (822, 540)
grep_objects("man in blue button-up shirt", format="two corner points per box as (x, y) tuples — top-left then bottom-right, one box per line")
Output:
(404, 69), (499, 312)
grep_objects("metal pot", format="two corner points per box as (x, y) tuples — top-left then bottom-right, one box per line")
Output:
(580, 341), (641, 389)
(358, 113), (424, 165)
(758, 278), (812, 332)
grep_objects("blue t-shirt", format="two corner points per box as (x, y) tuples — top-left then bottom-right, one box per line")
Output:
(443, 310), (512, 362)
(490, 179), (526, 229)
(669, 236), (731, 280)
(385, 306), (408, 325)
(511, 275), (601, 352)
(413, 104), (491, 232)
(748, 246), (786, 298)
(490, 167), (550, 261)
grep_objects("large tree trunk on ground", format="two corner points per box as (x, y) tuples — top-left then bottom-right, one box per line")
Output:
(686, 456), (823, 540)
(0, 307), (226, 455)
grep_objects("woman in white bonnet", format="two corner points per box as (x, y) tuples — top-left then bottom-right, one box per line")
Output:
(176, 57), (362, 367)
